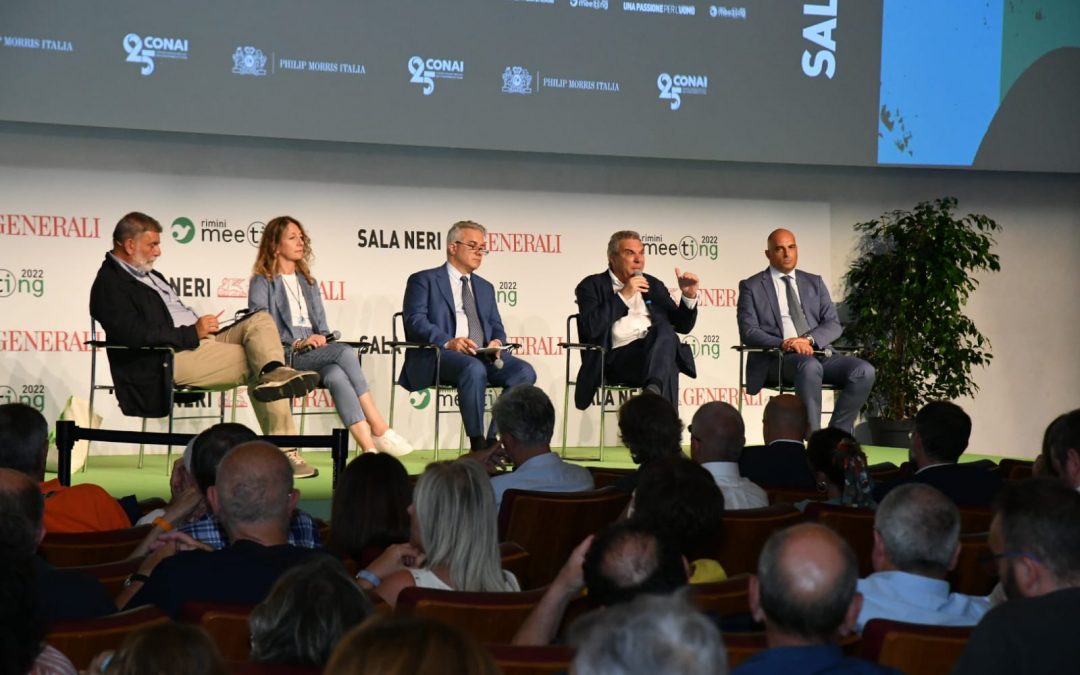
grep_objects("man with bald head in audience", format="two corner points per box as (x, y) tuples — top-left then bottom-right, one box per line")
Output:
(119, 441), (325, 617)
(739, 394), (815, 490)
(736, 523), (900, 674)
(690, 401), (767, 509)
(953, 478), (1080, 674)
(855, 483), (989, 631)
(737, 229), (875, 434)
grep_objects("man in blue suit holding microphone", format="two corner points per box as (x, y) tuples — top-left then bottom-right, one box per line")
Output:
(401, 220), (536, 451)
(737, 229), (875, 434)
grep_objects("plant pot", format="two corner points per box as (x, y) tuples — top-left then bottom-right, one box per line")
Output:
(867, 417), (914, 449)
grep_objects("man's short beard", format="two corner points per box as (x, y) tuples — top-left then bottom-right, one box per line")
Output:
(132, 258), (155, 274)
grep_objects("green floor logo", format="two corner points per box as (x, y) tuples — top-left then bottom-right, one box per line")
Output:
(409, 390), (431, 410)
(171, 217), (196, 244)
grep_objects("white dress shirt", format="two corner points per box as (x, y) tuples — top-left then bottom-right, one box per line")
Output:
(445, 262), (474, 340)
(700, 461), (769, 510)
(769, 266), (802, 340)
(609, 269), (697, 350)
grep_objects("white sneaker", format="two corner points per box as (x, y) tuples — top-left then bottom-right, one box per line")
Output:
(283, 449), (318, 479)
(372, 429), (415, 457)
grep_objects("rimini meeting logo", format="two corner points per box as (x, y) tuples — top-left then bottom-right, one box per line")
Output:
(232, 46), (267, 76)
(123, 33), (189, 76)
(657, 72), (708, 110)
(408, 55), (464, 95)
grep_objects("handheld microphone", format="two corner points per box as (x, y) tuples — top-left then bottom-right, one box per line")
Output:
(296, 330), (340, 354)
(494, 350), (505, 370)
(633, 271), (652, 305)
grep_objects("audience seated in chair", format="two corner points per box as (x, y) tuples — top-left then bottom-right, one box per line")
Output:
(0, 403), (129, 533)
(135, 423), (320, 558)
(690, 401), (768, 509)
(0, 468), (116, 624)
(326, 452), (412, 566)
(873, 401), (1002, 507)
(1, 552), (78, 675)
(735, 523), (901, 675)
(631, 457), (727, 584)
(132, 437), (208, 529)
(952, 478), (1080, 674)
(88, 621), (226, 675)
(324, 615), (500, 675)
(1043, 408), (1080, 490)
(611, 393), (686, 493)
(739, 394), (816, 490)
(118, 441), (328, 617)
(359, 461), (519, 607)
(466, 384), (593, 510)
(570, 592), (727, 675)
(513, 521), (689, 646)
(801, 428), (876, 510)
(855, 483), (990, 631)
(248, 556), (373, 669)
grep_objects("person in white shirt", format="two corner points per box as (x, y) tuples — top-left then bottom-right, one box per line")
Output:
(689, 401), (768, 510)
(573, 230), (700, 411)
(855, 483), (989, 631)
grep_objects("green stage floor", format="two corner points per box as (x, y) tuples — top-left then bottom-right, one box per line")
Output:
(55, 445), (1002, 521)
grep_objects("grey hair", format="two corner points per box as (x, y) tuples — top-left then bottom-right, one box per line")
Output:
(491, 384), (555, 446)
(571, 591), (728, 675)
(446, 220), (486, 252)
(413, 461), (514, 592)
(112, 211), (162, 247)
(606, 230), (641, 259)
(216, 443), (293, 529)
(874, 483), (960, 576)
(249, 556), (373, 667)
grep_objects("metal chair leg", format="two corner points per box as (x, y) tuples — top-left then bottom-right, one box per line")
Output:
(138, 417), (148, 469)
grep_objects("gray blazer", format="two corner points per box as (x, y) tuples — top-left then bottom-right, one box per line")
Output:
(248, 273), (330, 343)
(736, 268), (843, 395)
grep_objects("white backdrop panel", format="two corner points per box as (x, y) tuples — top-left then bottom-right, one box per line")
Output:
(0, 166), (830, 453)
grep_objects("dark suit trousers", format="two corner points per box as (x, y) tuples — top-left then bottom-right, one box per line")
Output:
(777, 352), (875, 433)
(438, 350), (536, 439)
(605, 321), (680, 409)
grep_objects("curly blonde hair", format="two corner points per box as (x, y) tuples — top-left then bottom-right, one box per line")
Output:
(253, 216), (315, 284)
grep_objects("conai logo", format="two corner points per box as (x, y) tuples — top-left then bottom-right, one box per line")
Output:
(408, 55), (464, 96)
(123, 33), (189, 76)
(657, 72), (708, 111)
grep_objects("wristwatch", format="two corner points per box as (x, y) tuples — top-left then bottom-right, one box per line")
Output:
(802, 334), (816, 346)
(123, 572), (151, 588)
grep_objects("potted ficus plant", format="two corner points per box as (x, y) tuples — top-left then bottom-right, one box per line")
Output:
(841, 197), (1001, 447)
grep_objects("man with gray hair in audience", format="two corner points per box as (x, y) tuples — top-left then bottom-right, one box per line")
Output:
(472, 384), (593, 510)
(953, 477), (1080, 674)
(690, 401), (768, 509)
(571, 592), (727, 675)
(736, 523), (899, 674)
(855, 483), (989, 631)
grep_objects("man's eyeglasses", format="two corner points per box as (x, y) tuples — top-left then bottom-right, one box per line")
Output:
(455, 240), (489, 255)
(978, 549), (1043, 574)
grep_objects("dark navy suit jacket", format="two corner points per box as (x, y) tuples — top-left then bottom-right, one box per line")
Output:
(400, 264), (506, 391)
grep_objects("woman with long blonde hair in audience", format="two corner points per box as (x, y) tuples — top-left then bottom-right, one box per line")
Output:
(364, 461), (519, 606)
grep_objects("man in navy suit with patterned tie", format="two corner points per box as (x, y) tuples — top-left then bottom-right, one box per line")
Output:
(401, 220), (536, 451)
(736, 229), (875, 434)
